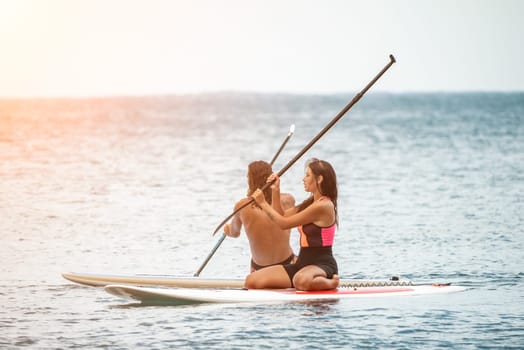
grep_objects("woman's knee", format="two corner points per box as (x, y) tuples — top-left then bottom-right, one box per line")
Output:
(293, 266), (330, 291)
(292, 272), (311, 291)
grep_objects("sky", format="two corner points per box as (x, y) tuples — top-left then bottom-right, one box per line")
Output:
(0, 0), (523, 97)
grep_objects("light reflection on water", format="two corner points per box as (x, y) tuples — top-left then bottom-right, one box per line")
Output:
(1, 93), (523, 348)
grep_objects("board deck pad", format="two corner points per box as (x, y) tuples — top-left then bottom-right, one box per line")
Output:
(104, 284), (467, 306)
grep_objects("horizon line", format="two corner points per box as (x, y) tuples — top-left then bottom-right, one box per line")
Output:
(1, 89), (523, 100)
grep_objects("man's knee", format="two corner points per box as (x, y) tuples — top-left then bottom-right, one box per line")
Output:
(245, 273), (263, 289)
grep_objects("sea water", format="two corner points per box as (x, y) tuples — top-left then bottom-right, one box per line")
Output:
(1, 93), (523, 349)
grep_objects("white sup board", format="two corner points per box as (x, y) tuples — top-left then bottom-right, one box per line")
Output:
(62, 271), (412, 289)
(62, 272), (246, 288)
(104, 284), (466, 305)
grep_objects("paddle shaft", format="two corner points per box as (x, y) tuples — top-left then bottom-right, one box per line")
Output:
(194, 125), (295, 276)
(270, 124), (294, 166)
(194, 234), (226, 276)
(212, 54), (396, 236)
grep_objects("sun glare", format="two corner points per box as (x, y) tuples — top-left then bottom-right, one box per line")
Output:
(0, 1), (30, 33)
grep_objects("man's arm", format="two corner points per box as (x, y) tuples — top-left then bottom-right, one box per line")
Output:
(280, 193), (296, 211)
(224, 199), (246, 237)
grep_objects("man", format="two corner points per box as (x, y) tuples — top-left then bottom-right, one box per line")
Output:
(224, 160), (296, 272)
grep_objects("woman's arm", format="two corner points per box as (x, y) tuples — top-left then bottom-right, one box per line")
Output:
(269, 174), (285, 215)
(252, 190), (332, 229)
(269, 174), (297, 217)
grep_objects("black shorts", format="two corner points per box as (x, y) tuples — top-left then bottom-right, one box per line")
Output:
(283, 246), (338, 285)
(250, 253), (296, 271)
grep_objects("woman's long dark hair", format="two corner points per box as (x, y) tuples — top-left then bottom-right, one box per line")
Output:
(247, 160), (273, 204)
(297, 158), (338, 225)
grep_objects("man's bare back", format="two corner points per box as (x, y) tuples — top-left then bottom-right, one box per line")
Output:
(225, 193), (295, 271)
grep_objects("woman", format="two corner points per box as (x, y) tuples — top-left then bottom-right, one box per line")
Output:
(245, 158), (339, 291)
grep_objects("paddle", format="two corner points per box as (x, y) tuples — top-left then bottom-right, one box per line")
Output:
(270, 124), (295, 165)
(194, 124), (296, 277)
(212, 54), (396, 237)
